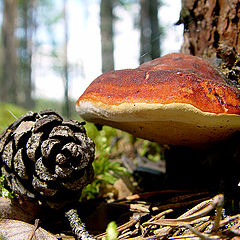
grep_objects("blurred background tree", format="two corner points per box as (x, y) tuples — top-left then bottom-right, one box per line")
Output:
(0, 0), (166, 117)
(63, 0), (70, 117)
(1, 0), (17, 104)
(140, 0), (161, 64)
(100, 0), (115, 72)
(18, 0), (37, 109)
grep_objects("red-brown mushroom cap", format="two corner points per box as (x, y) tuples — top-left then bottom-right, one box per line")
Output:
(76, 53), (240, 146)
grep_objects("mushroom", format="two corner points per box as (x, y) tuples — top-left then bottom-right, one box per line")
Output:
(76, 53), (240, 146)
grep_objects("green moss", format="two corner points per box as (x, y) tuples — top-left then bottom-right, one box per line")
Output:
(84, 123), (117, 150)
(0, 175), (13, 198)
(138, 140), (165, 162)
(81, 126), (129, 200)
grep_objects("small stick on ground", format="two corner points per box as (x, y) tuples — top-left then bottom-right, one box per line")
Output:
(65, 209), (95, 240)
(182, 223), (217, 240)
(211, 194), (224, 232)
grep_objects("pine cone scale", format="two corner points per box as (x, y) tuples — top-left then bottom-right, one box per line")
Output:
(55, 164), (73, 179)
(41, 139), (61, 160)
(26, 132), (43, 162)
(0, 129), (11, 153)
(14, 121), (35, 135)
(34, 114), (62, 133)
(2, 141), (13, 169)
(56, 153), (67, 164)
(49, 126), (75, 139)
(32, 175), (58, 197)
(35, 157), (58, 182)
(13, 148), (28, 180)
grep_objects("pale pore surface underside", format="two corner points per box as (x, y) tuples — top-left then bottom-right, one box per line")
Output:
(76, 101), (240, 145)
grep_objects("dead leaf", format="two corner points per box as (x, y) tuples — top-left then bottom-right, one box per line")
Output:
(0, 218), (57, 240)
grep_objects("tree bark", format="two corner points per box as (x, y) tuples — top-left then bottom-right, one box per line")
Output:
(180, 0), (240, 58)
(100, 0), (114, 73)
(63, 0), (70, 118)
(19, 0), (36, 108)
(150, 0), (161, 59)
(1, 0), (17, 104)
(140, 0), (161, 64)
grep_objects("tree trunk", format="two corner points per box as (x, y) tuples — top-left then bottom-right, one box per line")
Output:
(150, 0), (161, 59)
(19, 0), (36, 108)
(140, 0), (161, 64)
(1, 0), (17, 104)
(63, 0), (70, 118)
(100, 0), (114, 73)
(180, 0), (240, 58)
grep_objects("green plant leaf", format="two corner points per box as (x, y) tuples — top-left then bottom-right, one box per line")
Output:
(0, 176), (13, 198)
(104, 221), (118, 240)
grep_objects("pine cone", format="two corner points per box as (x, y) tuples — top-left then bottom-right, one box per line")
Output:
(0, 110), (95, 209)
